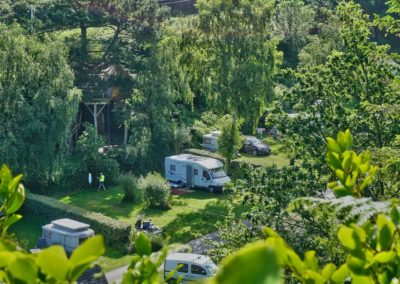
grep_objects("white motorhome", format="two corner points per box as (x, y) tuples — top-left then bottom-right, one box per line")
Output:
(202, 131), (221, 152)
(165, 154), (231, 193)
(164, 253), (218, 283)
(38, 218), (94, 254)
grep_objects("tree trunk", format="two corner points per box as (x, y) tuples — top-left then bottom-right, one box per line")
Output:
(80, 23), (88, 60)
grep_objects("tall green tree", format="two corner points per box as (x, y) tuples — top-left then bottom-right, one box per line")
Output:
(0, 24), (80, 189)
(274, 2), (399, 181)
(273, 0), (315, 67)
(183, 0), (278, 132)
(217, 117), (242, 171)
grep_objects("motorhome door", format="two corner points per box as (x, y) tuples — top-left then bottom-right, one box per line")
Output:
(186, 165), (193, 187)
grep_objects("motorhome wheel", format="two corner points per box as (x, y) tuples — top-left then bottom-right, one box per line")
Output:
(208, 186), (214, 193)
(252, 149), (258, 156)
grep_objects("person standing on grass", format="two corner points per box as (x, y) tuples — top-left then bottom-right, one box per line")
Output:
(88, 173), (93, 187)
(98, 173), (106, 191)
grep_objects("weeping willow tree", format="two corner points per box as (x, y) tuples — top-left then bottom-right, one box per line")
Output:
(0, 24), (80, 189)
(182, 0), (279, 133)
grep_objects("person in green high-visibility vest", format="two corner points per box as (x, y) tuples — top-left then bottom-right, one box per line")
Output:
(98, 173), (106, 191)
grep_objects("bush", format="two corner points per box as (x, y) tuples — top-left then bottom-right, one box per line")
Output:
(139, 173), (171, 209)
(23, 193), (132, 250)
(119, 173), (142, 203)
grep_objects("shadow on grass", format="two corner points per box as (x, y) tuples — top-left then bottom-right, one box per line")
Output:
(161, 199), (237, 243)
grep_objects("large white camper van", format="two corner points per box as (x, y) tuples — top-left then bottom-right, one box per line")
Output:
(165, 154), (231, 193)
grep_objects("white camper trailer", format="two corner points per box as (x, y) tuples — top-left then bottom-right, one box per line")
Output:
(165, 154), (231, 193)
(39, 218), (94, 254)
(202, 131), (221, 152)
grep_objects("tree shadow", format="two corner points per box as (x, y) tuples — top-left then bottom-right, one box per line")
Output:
(161, 199), (239, 243)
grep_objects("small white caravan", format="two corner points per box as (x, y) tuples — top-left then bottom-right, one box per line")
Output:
(39, 218), (94, 253)
(164, 253), (218, 283)
(165, 154), (231, 193)
(202, 131), (221, 152)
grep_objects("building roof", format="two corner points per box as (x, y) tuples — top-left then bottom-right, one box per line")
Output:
(166, 154), (223, 169)
(166, 253), (212, 266)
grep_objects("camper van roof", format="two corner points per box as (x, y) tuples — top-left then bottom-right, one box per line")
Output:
(166, 253), (212, 266)
(167, 154), (223, 169)
(51, 218), (90, 232)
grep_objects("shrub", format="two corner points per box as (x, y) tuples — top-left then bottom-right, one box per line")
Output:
(23, 193), (132, 249)
(139, 173), (171, 209)
(119, 173), (142, 203)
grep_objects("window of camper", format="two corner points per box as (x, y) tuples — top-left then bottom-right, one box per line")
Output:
(170, 164), (176, 171)
(204, 137), (211, 144)
(203, 170), (211, 180)
(194, 169), (198, 175)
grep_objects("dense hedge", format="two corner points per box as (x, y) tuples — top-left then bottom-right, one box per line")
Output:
(22, 193), (132, 249)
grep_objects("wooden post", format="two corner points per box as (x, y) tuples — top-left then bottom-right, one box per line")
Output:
(93, 103), (98, 137)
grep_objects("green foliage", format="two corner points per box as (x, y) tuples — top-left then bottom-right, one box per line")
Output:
(274, 0), (315, 67)
(217, 118), (242, 171)
(0, 24), (80, 190)
(68, 124), (120, 189)
(210, 130), (400, 284)
(119, 173), (142, 203)
(139, 173), (171, 210)
(0, 165), (25, 238)
(273, 1), (399, 186)
(0, 165), (105, 283)
(122, 232), (169, 284)
(183, 0), (278, 131)
(326, 129), (378, 197)
(23, 192), (131, 248)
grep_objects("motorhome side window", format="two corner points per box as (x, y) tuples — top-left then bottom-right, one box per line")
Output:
(204, 137), (211, 144)
(194, 169), (198, 175)
(191, 265), (207, 275)
(170, 164), (176, 171)
(177, 263), (189, 273)
(203, 170), (211, 180)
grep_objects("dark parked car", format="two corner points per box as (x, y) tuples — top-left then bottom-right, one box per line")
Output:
(240, 136), (271, 156)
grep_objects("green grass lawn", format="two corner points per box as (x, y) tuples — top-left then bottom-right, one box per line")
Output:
(235, 137), (290, 167)
(10, 187), (244, 272)
(52, 187), (243, 244)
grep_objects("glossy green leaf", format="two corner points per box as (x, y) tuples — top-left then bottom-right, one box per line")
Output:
(338, 226), (358, 250)
(6, 182), (25, 214)
(135, 232), (152, 256)
(212, 241), (282, 284)
(69, 235), (105, 281)
(377, 215), (395, 251)
(327, 137), (342, 153)
(373, 251), (395, 263)
(304, 251), (319, 271)
(331, 264), (349, 283)
(9, 256), (37, 284)
(321, 263), (336, 280)
(347, 256), (368, 275)
(37, 246), (69, 281)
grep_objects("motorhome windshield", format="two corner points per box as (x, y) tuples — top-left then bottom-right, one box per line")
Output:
(210, 168), (227, 179)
